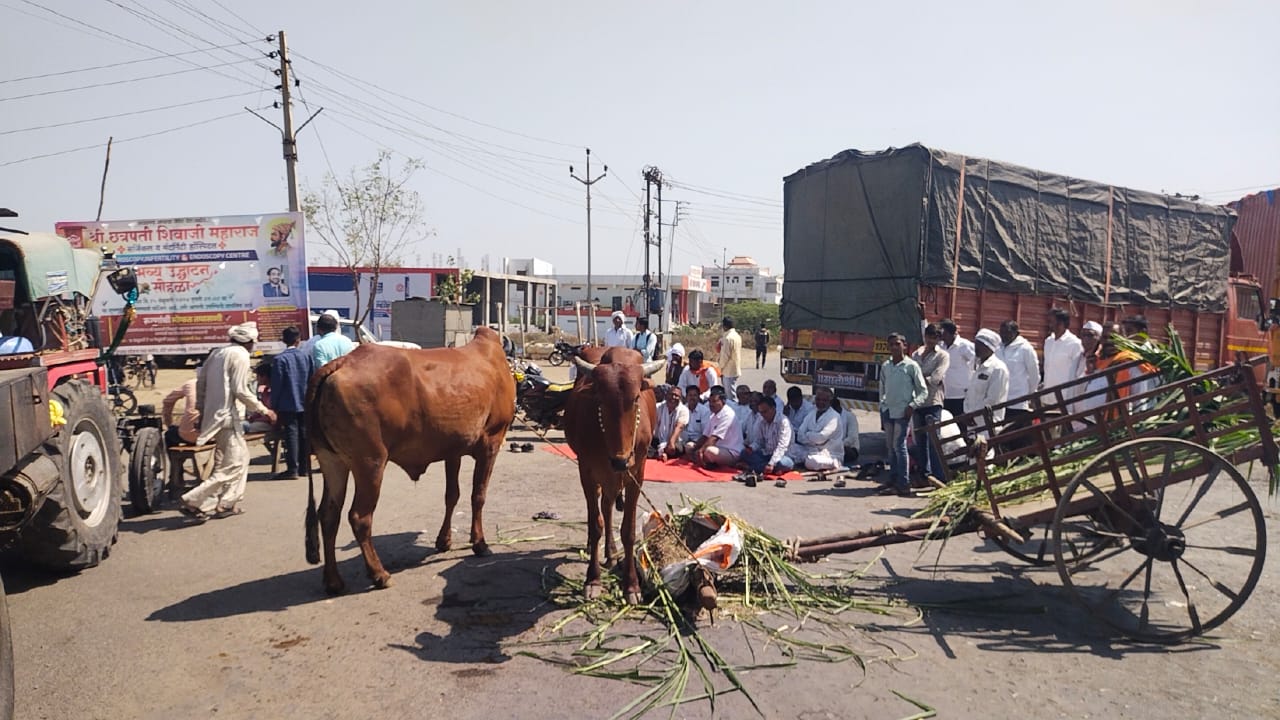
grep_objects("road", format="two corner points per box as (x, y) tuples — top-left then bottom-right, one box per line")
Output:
(3, 364), (1280, 719)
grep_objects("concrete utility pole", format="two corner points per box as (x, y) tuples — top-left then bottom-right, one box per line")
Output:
(662, 200), (683, 330)
(642, 166), (663, 330)
(720, 247), (727, 319)
(246, 31), (322, 213)
(569, 149), (606, 342)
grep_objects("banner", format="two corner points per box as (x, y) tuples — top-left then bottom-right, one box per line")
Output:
(55, 213), (308, 355)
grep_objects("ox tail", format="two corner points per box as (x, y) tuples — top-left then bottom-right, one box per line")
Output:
(303, 363), (340, 566)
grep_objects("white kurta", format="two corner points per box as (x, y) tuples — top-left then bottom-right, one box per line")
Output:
(788, 406), (843, 470)
(997, 336), (1041, 411)
(182, 344), (269, 514)
(1042, 330), (1084, 393)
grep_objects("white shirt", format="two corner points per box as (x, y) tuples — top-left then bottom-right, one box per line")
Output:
(795, 406), (843, 457)
(195, 344), (268, 444)
(964, 354), (1009, 438)
(677, 365), (720, 399)
(997, 335), (1040, 411)
(841, 408), (861, 453)
(655, 402), (690, 449)
(603, 325), (633, 348)
(784, 399), (814, 429)
(1042, 330), (1084, 393)
(705, 404), (744, 454)
(942, 337), (976, 400)
(728, 401), (755, 441)
(679, 403), (711, 444)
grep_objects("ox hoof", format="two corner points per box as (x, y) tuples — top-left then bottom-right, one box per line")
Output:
(370, 572), (394, 590)
(324, 578), (347, 596)
(584, 582), (603, 601)
(624, 590), (643, 606)
(435, 536), (452, 553)
(471, 542), (492, 557)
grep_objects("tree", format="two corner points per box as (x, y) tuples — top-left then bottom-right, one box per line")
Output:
(433, 256), (480, 305)
(302, 151), (430, 329)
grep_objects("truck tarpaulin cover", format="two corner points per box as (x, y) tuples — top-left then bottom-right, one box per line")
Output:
(782, 144), (1234, 340)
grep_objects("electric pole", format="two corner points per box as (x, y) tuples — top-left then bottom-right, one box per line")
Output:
(246, 31), (321, 213)
(662, 200), (684, 330)
(642, 166), (663, 331)
(569, 149), (606, 343)
(720, 247), (727, 320)
(277, 31), (298, 211)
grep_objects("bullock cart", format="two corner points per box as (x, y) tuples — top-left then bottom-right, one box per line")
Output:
(790, 357), (1278, 643)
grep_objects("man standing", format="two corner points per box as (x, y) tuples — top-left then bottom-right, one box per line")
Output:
(161, 375), (199, 448)
(754, 323), (771, 369)
(787, 387), (844, 471)
(652, 386), (690, 460)
(179, 322), (275, 520)
(603, 311), (633, 348)
(879, 333), (927, 497)
(939, 319), (975, 419)
(966, 329), (1010, 440)
(717, 316), (743, 397)
(632, 316), (657, 360)
(910, 324), (950, 483)
(743, 396), (794, 476)
(997, 320), (1041, 427)
(312, 312), (355, 368)
(692, 386), (744, 468)
(270, 326), (313, 480)
(1042, 308), (1084, 396)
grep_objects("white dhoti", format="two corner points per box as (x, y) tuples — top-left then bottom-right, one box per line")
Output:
(787, 444), (841, 471)
(181, 427), (250, 513)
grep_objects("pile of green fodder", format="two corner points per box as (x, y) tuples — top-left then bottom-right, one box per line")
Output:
(917, 326), (1279, 524)
(516, 496), (920, 719)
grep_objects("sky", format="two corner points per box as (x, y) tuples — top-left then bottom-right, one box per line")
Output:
(2, 1), (1277, 281)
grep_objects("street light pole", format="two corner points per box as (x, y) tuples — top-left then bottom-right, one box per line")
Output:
(570, 148), (606, 343)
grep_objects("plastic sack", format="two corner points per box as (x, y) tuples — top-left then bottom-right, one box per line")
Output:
(643, 510), (743, 596)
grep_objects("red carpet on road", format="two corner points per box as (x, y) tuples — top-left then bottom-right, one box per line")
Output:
(540, 444), (802, 483)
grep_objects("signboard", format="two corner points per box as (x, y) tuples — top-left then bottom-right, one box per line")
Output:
(55, 213), (308, 355)
(815, 370), (865, 390)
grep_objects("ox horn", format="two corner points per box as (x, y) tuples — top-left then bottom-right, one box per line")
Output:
(572, 356), (598, 373)
(641, 359), (666, 377)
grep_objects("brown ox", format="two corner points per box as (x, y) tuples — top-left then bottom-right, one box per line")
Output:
(304, 327), (515, 594)
(563, 347), (665, 604)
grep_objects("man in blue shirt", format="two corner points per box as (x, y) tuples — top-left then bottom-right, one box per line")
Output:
(270, 326), (313, 479)
(879, 332), (927, 497)
(632, 316), (657, 361)
(312, 312), (354, 367)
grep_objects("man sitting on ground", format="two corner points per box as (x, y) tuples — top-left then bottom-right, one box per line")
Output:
(652, 385), (689, 460)
(783, 386), (813, 428)
(679, 384), (711, 458)
(678, 349), (720, 400)
(787, 387), (844, 471)
(742, 395), (794, 476)
(692, 386), (744, 468)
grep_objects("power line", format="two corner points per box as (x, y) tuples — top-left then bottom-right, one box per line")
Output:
(209, 0), (265, 36)
(0, 57), (261, 102)
(105, 0), (267, 87)
(0, 90), (261, 135)
(666, 180), (782, 208)
(0, 111), (244, 167)
(0, 41), (256, 84)
(292, 49), (580, 149)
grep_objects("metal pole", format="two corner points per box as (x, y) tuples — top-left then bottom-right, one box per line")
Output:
(570, 149), (607, 344)
(277, 30), (299, 212)
(721, 247), (727, 320)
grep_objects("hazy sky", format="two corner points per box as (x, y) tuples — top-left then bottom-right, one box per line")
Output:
(2, 1), (1277, 280)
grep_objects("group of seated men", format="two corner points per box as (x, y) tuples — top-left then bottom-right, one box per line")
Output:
(649, 379), (862, 477)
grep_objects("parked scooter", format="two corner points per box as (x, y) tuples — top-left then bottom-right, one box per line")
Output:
(512, 355), (577, 429)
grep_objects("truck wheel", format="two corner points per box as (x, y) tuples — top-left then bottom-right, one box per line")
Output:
(127, 427), (167, 515)
(17, 381), (122, 569)
(0, 575), (12, 720)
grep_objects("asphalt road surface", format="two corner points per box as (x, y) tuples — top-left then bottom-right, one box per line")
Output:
(4, 364), (1280, 719)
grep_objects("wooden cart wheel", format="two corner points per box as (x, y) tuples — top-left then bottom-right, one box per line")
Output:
(1052, 438), (1266, 643)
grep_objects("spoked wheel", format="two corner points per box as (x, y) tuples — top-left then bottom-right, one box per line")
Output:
(1052, 438), (1266, 643)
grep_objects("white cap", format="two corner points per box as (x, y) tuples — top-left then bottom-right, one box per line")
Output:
(611, 310), (625, 321)
(974, 328), (1001, 351)
(322, 309), (342, 320)
(228, 321), (259, 343)
(1082, 320), (1103, 335)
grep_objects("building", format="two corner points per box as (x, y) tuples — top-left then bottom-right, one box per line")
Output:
(553, 269), (710, 340)
(307, 264), (558, 339)
(700, 256), (783, 317)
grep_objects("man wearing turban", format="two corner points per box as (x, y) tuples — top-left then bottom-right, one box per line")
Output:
(179, 321), (275, 520)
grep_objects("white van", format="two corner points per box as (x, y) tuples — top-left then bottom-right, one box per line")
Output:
(308, 312), (420, 350)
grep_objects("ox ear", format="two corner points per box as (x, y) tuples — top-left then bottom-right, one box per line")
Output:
(641, 359), (665, 377)
(572, 356), (597, 373)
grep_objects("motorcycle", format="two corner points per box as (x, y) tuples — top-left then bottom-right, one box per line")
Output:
(512, 358), (576, 429)
(546, 339), (579, 367)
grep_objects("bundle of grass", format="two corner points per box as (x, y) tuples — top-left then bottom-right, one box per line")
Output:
(516, 496), (919, 719)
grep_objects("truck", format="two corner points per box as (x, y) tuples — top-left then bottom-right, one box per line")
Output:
(1228, 189), (1280, 409)
(779, 144), (1269, 409)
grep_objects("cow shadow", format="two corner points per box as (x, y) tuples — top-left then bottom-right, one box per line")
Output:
(389, 547), (572, 664)
(145, 531), (433, 621)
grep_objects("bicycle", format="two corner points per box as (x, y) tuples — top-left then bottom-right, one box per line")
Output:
(123, 355), (157, 388)
(107, 384), (137, 417)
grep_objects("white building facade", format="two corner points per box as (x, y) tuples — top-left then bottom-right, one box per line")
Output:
(701, 256), (783, 306)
